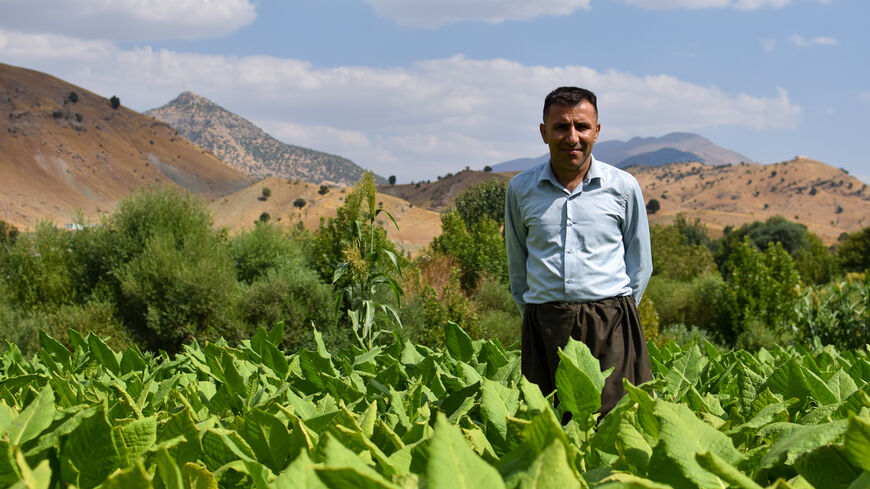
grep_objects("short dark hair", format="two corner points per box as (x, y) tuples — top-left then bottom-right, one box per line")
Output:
(543, 86), (597, 120)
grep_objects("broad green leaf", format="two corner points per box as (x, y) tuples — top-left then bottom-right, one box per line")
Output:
(759, 419), (848, 472)
(88, 333), (121, 375)
(662, 345), (707, 401)
(794, 444), (861, 489)
(445, 321), (474, 363)
(555, 339), (612, 430)
(6, 386), (54, 447)
(498, 409), (572, 484)
(273, 450), (328, 489)
(38, 330), (71, 372)
(695, 451), (763, 489)
(595, 472), (674, 488)
(480, 379), (519, 447)
(12, 448), (51, 489)
(589, 403), (652, 470)
(827, 370), (860, 403)
(181, 462), (218, 489)
(314, 435), (401, 489)
(243, 408), (291, 472)
(647, 400), (743, 489)
(427, 413), (506, 489)
(516, 440), (585, 489)
(766, 359), (811, 404)
(158, 406), (202, 466)
(113, 416), (158, 467)
(201, 427), (256, 471)
(0, 441), (21, 486)
(59, 406), (119, 489)
(155, 448), (184, 489)
(845, 416), (870, 472)
(98, 460), (152, 489)
(519, 377), (549, 414)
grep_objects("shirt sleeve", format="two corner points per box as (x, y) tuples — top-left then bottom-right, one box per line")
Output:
(622, 178), (653, 305)
(504, 182), (528, 314)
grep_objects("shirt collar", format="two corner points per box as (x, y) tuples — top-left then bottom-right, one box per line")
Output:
(538, 155), (605, 188)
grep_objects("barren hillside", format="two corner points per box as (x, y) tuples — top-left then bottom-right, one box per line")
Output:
(0, 63), (251, 230)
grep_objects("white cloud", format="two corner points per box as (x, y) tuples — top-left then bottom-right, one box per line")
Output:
(621, 0), (824, 9)
(0, 0), (255, 41)
(0, 28), (801, 182)
(788, 35), (839, 47)
(761, 38), (777, 52)
(363, 0), (591, 28)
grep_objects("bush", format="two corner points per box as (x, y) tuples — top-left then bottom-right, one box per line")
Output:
(646, 273), (727, 337)
(238, 264), (344, 352)
(655, 323), (721, 350)
(230, 223), (304, 284)
(454, 178), (507, 229)
(795, 272), (869, 349)
(0, 222), (75, 309)
(472, 275), (521, 347)
(430, 211), (507, 293)
(837, 227), (870, 273)
(109, 95), (120, 109)
(400, 260), (478, 347)
(293, 198), (306, 208)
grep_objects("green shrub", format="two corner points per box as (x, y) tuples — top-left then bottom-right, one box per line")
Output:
(0, 222), (75, 309)
(795, 272), (869, 349)
(230, 223), (304, 284)
(238, 264), (343, 352)
(472, 276), (521, 346)
(430, 211), (507, 292)
(399, 269), (478, 348)
(646, 273), (726, 334)
(655, 323), (722, 350)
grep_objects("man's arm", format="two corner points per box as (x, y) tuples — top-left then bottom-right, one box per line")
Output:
(504, 182), (529, 314)
(623, 178), (653, 305)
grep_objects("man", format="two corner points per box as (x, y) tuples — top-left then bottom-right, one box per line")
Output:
(504, 86), (653, 416)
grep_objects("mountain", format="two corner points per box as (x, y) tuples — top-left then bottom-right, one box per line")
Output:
(491, 132), (753, 172)
(0, 63), (252, 230)
(619, 148), (703, 167)
(146, 92), (383, 186)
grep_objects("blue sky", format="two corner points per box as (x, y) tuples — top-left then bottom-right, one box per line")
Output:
(0, 0), (866, 183)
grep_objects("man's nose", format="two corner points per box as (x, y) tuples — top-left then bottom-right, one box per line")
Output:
(567, 127), (580, 143)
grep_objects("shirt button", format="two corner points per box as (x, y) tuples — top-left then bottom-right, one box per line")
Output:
(567, 220), (573, 226)
(566, 279), (573, 284)
(566, 250), (572, 254)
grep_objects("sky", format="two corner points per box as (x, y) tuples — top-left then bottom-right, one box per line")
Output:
(0, 0), (867, 184)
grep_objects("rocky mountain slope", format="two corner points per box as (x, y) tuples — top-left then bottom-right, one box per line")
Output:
(146, 92), (382, 187)
(0, 63), (251, 230)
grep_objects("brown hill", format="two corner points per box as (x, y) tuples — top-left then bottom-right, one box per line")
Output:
(0, 63), (252, 230)
(377, 169), (514, 212)
(210, 178), (442, 255)
(631, 157), (869, 244)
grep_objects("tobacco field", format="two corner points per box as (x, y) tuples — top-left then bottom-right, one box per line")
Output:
(1, 323), (869, 489)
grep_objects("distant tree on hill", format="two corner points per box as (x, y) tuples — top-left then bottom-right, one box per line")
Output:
(388, 175), (397, 185)
(646, 199), (660, 214)
(67, 91), (79, 103)
(455, 178), (507, 229)
(258, 212), (270, 223)
(293, 198), (306, 209)
(318, 185), (330, 195)
(260, 187), (271, 201)
(483, 165), (493, 172)
(109, 95), (120, 109)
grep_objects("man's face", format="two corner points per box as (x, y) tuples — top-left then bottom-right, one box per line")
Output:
(540, 101), (600, 178)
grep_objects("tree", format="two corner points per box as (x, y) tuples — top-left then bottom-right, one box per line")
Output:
(109, 95), (120, 109)
(388, 175), (397, 185)
(318, 185), (330, 195)
(293, 198), (306, 208)
(454, 178), (507, 230)
(0, 220), (19, 245)
(258, 212), (271, 224)
(67, 91), (79, 103)
(430, 210), (508, 292)
(837, 227), (870, 273)
(260, 187), (271, 200)
(483, 165), (493, 172)
(646, 198), (660, 214)
(650, 224), (716, 281)
(715, 216), (811, 277)
(720, 237), (801, 345)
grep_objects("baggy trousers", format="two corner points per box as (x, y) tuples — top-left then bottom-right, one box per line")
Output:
(521, 295), (653, 416)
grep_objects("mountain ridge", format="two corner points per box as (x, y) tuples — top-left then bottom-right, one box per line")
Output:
(145, 91), (384, 186)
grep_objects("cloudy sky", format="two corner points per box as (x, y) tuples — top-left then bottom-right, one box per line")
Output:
(0, 0), (866, 183)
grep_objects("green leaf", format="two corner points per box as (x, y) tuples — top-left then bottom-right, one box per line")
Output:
(759, 419), (848, 472)
(314, 435), (401, 489)
(38, 330), (71, 371)
(181, 462), (218, 489)
(595, 472), (674, 488)
(516, 440), (585, 489)
(427, 413), (506, 489)
(155, 448), (184, 489)
(480, 379), (519, 447)
(0, 441), (21, 486)
(97, 460), (152, 489)
(695, 451), (763, 489)
(273, 450), (328, 489)
(12, 447), (51, 489)
(242, 408), (292, 472)
(113, 416), (158, 467)
(794, 445), (861, 489)
(7, 385), (55, 447)
(554, 339), (613, 429)
(845, 416), (870, 472)
(87, 333), (121, 375)
(662, 345), (707, 401)
(59, 406), (119, 489)
(445, 322), (474, 363)
(647, 401), (743, 489)
(201, 427), (256, 471)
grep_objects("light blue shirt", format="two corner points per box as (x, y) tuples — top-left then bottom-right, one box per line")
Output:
(504, 156), (652, 312)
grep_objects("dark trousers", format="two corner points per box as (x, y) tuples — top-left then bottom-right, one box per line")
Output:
(521, 296), (652, 416)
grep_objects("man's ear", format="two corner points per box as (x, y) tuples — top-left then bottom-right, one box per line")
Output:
(540, 123), (547, 143)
